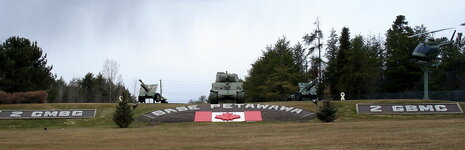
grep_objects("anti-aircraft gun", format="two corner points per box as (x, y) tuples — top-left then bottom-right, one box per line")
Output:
(288, 79), (318, 101)
(208, 72), (245, 104)
(138, 79), (167, 103)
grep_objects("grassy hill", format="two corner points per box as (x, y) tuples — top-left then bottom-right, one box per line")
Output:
(1, 100), (465, 150)
(0, 99), (464, 129)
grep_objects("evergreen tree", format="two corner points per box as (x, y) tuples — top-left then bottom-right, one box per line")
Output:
(292, 42), (308, 73)
(316, 100), (337, 122)
(306, 56), (320, 80)
(366, 34), (385, 93)
(384, 15), (421, 92)
(431, 38), (465, 90)
(112, 97), (134, 128)
(323, 28), (339, 98)
(93, 73), (107, 103)
(334, 27), (351, 94)
(342, 36), (378, 98)
(258, 65), (300, 101)
(244, 37), (305, 102)
(0, 37), (54, 92)
(81, 73), (95, 103)
(325, 28), (339, 60)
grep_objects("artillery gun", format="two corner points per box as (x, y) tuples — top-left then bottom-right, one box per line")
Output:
(138, 79), (167, 103)
(208, 72), (244, 104)
(288, 79), (318, 101)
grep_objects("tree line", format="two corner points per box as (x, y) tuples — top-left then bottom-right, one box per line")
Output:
(2, 15), (464, 103)
(48, 72), (132, 103)
(0, 37), (132, 103)
(245, 15), (465, 101)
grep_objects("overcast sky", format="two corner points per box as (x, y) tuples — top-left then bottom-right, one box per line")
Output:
(1, 0), (464, 103)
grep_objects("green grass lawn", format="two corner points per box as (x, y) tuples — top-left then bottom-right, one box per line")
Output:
(0, 99), (463, 129)
(1, 100), (464, 150)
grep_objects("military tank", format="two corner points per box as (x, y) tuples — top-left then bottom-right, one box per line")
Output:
(138, 79), (167, 103)
(208, 72), (245, 104)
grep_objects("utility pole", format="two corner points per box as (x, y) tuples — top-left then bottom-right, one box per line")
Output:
(315, 17), (322, 100)
(160, 79), (163, 97)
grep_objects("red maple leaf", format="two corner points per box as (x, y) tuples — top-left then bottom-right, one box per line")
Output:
(215, 113), (241, 121)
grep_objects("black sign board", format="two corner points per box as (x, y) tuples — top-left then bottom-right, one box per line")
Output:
(0, 109), (97, 119)
(356, 103), (463, 114)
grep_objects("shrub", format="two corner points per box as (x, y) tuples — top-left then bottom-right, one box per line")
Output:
(0, 91), (9, 104)
(112, 97), (134, 128)
(0, 91), (47, 104)
(316, 100), (338, 122)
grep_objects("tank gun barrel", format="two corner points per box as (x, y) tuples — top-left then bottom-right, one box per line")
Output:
(139, 79), (151, 92)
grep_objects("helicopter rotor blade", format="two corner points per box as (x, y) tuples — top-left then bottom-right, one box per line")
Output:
(450, 30), (456, 41)
(408, 27), (454, 38)
(408, 33), (425, 38)
(430, 27), (454, 33)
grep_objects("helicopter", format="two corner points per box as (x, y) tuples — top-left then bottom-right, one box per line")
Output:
(408, 23), (464, 100)
(409, 23), (464, 62)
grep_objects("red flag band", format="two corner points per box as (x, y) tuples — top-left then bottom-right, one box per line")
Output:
(194, 111), (262, 122)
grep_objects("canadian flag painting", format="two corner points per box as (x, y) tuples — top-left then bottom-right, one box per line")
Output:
(194, 111), (262, 122)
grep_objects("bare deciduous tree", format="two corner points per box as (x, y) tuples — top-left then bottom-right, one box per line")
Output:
(102, 59), (122, 101)
(188, 95), (208, 104)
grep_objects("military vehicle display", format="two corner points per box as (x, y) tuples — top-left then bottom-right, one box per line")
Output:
(288, 79), (317, 101)
(409, 28), (456, 62)
(408, 26), (462, 100)
(208, 72), (244, 104)
(138, 79), (167, 103)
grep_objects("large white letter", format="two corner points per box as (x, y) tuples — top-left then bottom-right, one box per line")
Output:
(210, 104), (220, 109)
(31, 111), (43, 117)
(188, 105), (200, 110)
(435, 105), (447, 111)
(59, 111), (71, 116)
(235, 104), (244, 108)
(72, 111), (83, 116)
(280, 106), (294, 112)
(419, 105), (434, 112)
(290, 109), (302, 114)
(223, 104), (232, 109)
(164, 109), (177, 114)
(370, 106), (382, 112)
(245, 104), (255, 109)
(268, 105), (279, 110)
(257, 104), (269, 109)
(392, 106), (404, 112)
(152, 110), (166, 116)
(10, 111), (22, 117)
(43, 111), (58, 117)
(176, 107), (189, 112)
(405, 105), (418, 112)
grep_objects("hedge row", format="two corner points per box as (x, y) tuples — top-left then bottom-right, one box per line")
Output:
(0, 91), (48, 104)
